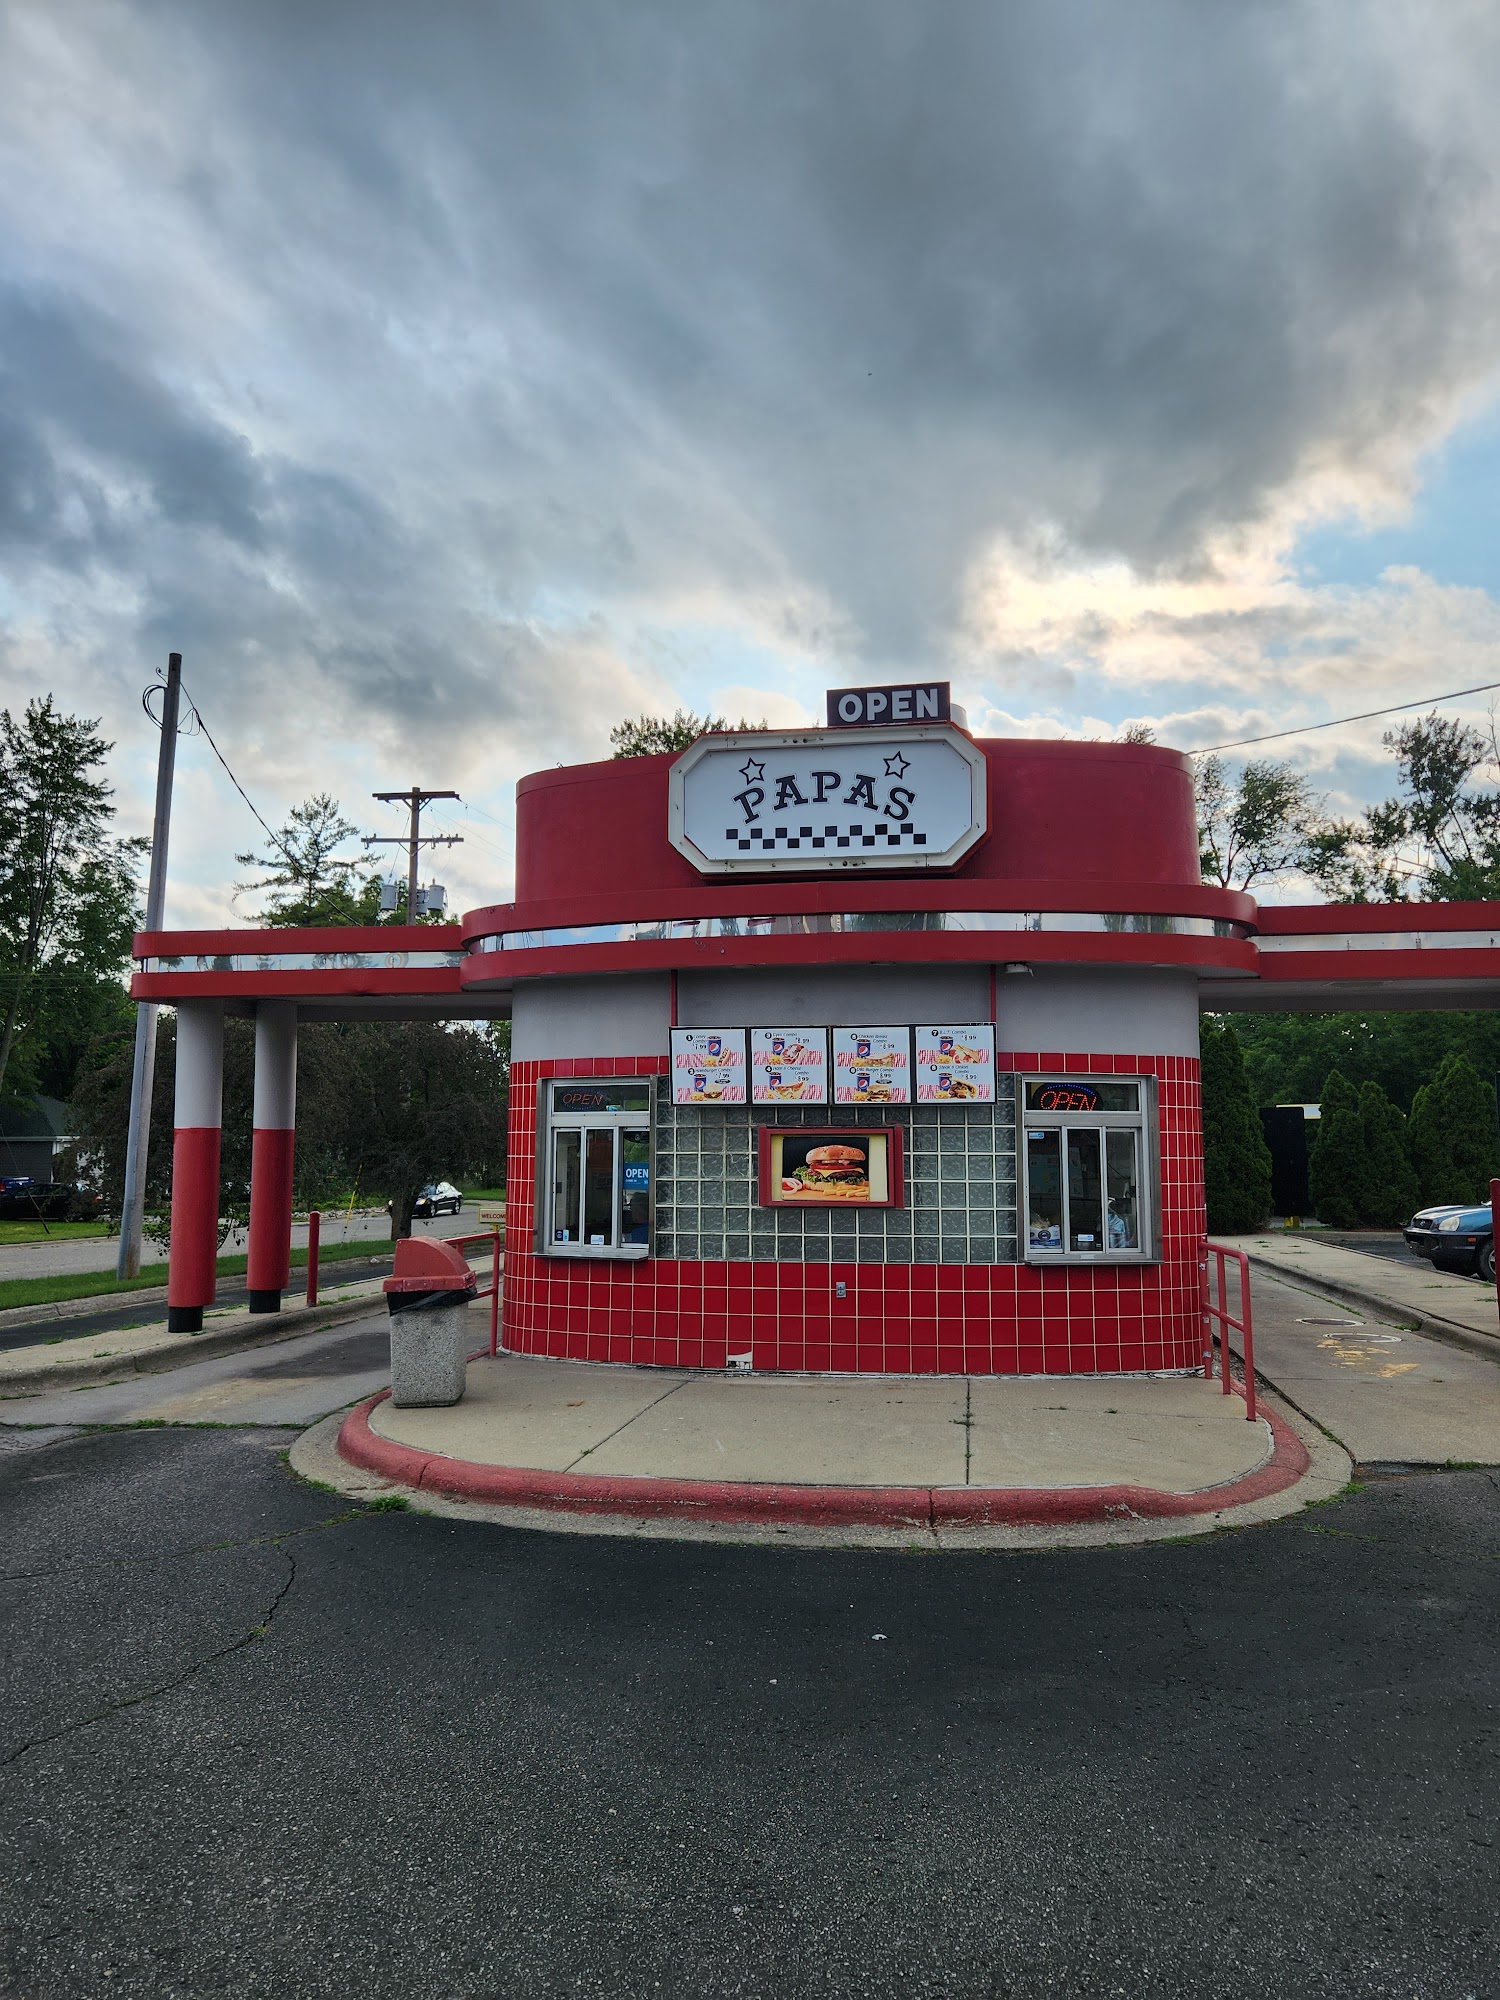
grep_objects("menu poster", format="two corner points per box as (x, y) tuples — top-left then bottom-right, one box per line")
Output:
(832, 1027), (912, 1105)
(750, 1028), (828, 1104)
(670, 1028), (747, 1105)
(915, 1023), (996, 1101)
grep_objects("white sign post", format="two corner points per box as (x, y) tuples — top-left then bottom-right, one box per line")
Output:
(668, 725), (987, 876)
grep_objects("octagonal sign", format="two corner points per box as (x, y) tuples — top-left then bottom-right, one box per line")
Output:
(668, 724), (988, 876)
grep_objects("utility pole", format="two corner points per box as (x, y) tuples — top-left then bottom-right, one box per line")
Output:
(365, 788), (462, 919)
(117, 653), (183, 1280)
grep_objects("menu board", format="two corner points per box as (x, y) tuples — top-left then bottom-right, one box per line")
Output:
(750, 1028), (828, 1104)
(670, 1028), (747, 1105)
(915, 1023), (996, 1101)
(831, 1027), (911, 1105)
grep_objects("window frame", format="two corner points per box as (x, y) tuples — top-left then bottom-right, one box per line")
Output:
(539, 1079), (654, 1260)
(1019, 1074), (1160, 1264)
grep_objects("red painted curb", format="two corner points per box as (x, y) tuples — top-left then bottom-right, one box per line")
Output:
(335, 1384), (1313, 1531)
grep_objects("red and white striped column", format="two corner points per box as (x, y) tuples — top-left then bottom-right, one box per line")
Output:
(247, 1002), (298, 1313)
(166, 1000), (224, 1335)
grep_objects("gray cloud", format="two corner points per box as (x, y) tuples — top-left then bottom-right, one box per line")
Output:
(3, 0), (1500, 765)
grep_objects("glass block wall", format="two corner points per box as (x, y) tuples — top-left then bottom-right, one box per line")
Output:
(651, 1076), (1020, 1265)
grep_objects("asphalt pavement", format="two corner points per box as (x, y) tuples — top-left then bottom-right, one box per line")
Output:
(3, 1255), (1498, 1997)
(1316, 1229), (1420, 1266)
(1, 1423), (1497, 1998)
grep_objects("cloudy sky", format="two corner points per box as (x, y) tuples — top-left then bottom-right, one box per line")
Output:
(4, 0), (1500, 923)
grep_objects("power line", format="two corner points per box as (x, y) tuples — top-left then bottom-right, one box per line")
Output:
(177, 679), (303, 875)
(1192, 678), (1500, 756)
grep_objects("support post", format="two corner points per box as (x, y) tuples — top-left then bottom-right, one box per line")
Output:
(306, 1210), (320, 1307)
(247, 1002), (298, 1312)
(117, 652), (182, 1279)
(166, 1000), (224, 1334)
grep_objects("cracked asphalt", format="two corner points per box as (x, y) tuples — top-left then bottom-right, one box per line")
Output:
(2, 1424), (1498, 1998)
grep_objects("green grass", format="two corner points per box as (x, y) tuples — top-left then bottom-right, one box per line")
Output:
(0, 1235), (392, 1315)
(461, 1186), (507, 1203)
(0, 1219), (113, 1244)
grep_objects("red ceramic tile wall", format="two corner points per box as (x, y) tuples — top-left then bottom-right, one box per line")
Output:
(505, 1051), (1206, 1375)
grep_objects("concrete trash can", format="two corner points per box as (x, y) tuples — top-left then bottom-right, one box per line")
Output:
(383, 1238), (480, 1407)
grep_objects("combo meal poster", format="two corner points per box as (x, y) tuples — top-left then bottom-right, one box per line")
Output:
(670, 1028), (747, 1104)
(831, 1027), (911, 1104)
(914, 1023), (996, 1101)
(749, 1029), (828, 1103)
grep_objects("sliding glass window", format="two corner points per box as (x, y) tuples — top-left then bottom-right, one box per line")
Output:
(542, 1081), (653, 1258)
(1021, 1077), (1156, 1262)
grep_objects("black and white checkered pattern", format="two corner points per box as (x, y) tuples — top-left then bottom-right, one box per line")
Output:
(722, 822), (931, 853)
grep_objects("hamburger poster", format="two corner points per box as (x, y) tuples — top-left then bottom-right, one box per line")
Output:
(831, 1027), (911, 1104)
(759, 1128), (899, 1207)
(914, 1023), (996, 1101)
(750, 1028), (828, 1103)
(670, 1028), (747, 1104)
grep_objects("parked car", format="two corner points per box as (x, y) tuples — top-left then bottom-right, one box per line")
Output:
(413, 1182), (464, 1219)
(0, 1179), (82, 1221)
(1404, 1201), (1495, 1282)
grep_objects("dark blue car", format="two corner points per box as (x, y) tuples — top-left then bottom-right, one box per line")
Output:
(1403, 1201), (1495, 1282)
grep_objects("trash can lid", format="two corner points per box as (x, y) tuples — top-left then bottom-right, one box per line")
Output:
(383, 1236), (476, 1293)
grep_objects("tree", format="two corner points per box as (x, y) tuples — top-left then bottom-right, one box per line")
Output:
(1357, 1081), (1419, 1227)
(1196, 755), (1324, 891)
(610, 709), (767, 757)
(1408, 1053), (1497, 1204)
(1200, 1015), (1273, 1232)
(326, 1021), (509, 1236)
(1307, 1068), (1364, 1226)
(1375, 713), (1500, 901)
(234, 793), (371, 925)
(1227, 1010), (1500, 1118)
(0, 699), (145, 1105)
(70, 1015), (511, 1244)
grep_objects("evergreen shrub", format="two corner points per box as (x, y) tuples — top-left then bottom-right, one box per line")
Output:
(1408, 1054), (1498, 1205)
(1201, 1016), (1273, 1233)
(1308, 1067), (1364, 1228)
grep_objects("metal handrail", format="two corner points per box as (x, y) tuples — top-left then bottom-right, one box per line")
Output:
(1200, 1239), (1258, 1423)
(444, 1228), (504, 1355)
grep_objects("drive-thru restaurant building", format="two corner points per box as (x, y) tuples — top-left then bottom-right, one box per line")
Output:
(136, 685), (1500, 1376)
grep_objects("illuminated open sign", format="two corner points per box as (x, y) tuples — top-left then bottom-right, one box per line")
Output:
(1024, 1079), (1141, 1114)
(1032, 1083), (1100, 1112)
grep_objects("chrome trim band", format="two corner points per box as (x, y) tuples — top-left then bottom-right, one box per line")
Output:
(138, 950), (466, 973)
(470, 911), (1249, 952)
(1257, 930), (1500, 954)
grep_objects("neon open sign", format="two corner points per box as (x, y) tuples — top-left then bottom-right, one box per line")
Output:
(1031, 1083), (1100, 1112)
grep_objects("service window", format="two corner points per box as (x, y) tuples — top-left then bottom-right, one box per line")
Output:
(1021, 1077), (1157, 1261)
(542, 1081), (653, 1258)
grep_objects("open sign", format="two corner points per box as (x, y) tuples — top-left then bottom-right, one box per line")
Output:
(825, 682), (951, 726)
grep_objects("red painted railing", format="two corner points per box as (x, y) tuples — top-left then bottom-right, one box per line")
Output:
(1200, 1240), (1258, 1423)
(444, 1229), (503, 1355)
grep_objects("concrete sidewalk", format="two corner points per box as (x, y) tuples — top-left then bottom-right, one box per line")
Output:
(1227, 1261), (1500, 1469)
(311, 1350), (1347, 1548)
(1221, 1230), (1500, 1357)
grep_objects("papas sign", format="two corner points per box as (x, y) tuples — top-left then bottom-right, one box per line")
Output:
(668, 725), (987, 875)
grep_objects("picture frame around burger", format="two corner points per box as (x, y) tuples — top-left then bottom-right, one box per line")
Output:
(756, 1127), (905, 1208)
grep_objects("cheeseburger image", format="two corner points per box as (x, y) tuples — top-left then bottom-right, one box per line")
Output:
(783, 1142), (870, 1201)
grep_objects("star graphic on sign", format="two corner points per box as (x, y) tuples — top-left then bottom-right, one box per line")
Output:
(739, 757), (766, 783)
(883, 752), (911, 779)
